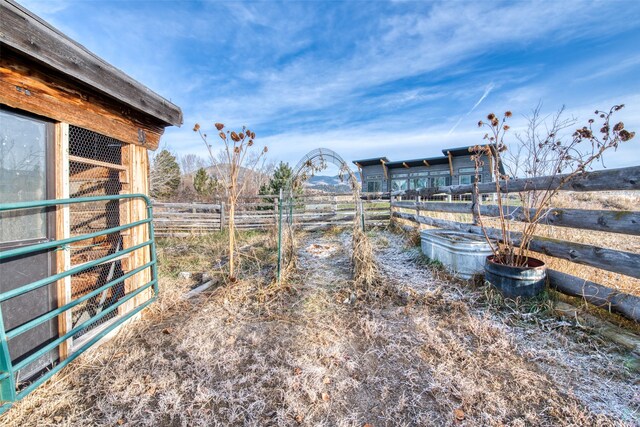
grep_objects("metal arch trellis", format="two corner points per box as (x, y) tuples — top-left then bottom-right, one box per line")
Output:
(289, 148), (362, 201)
(277, 148), (365, 283)
(291, 148), (351, 181)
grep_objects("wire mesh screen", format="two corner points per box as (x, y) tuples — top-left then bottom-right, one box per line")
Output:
(68, 126), (126, 338)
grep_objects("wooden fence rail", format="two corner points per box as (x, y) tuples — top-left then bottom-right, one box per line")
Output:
(153, 194), (390, 236)
(405, 165), (640, 197)
(392, 165), (640, 322)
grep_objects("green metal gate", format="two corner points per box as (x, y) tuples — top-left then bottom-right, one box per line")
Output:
(0, 194), (157, 413)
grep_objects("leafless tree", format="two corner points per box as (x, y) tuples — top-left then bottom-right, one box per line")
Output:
(194, 123), (268, 280)
(179, 153), (207, 175)
(471, 104), (635, 267)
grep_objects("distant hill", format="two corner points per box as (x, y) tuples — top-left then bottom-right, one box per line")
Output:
(303, 175), (352, 193)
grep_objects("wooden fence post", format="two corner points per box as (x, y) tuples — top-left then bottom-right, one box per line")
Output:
(274, 196), (279, 225)
(471, 185), (480, 225)
(220, 202), (225, 231)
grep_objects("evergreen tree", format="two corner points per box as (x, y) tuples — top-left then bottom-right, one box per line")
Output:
(260, 161), (294, 196)
(193, 167), (220, 201)
(259, 162), (295, 209)
(150, 149), (181, 200)
(194, 167), (210, 196)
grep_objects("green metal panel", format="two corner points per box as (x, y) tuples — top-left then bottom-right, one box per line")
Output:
(0, 194), (158, 413)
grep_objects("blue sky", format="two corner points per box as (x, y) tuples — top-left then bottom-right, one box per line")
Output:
(20, 0), (640, 169)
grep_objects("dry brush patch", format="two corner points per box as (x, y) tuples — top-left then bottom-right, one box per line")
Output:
(375, 230), (638, 425)
(2, 229), (637, 426)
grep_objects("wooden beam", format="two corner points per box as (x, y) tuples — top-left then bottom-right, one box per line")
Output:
(69, 155), (128, 171)
(380, 159), (388, 179)
(130, 145), (152, 310)
(423, 160), (430, 167)
(548, 270), (640, 323)
(380, 159), (389, 179)
(409, 165), (640, 197)
(481, 205), (640, 236)
(447, 151), (454, 176)
(119, 143), (133, 316)
(54, 122), (72, 360)
(392, 201), (472, 214)
(1, 0), (182, 126)
(0, 49), (165, 149)
(402, 162), (410, 169)
(355, 163), (364, 184)
(392, 200), (640, 236)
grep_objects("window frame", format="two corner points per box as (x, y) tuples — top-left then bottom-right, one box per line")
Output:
(0, 106), (56, 248)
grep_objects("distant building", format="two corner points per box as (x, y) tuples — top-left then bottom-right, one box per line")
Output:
(353, 145), (500, 193)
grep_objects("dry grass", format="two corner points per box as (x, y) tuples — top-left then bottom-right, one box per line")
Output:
(351, 228), (382, 297)
(2, 229), (637, 426)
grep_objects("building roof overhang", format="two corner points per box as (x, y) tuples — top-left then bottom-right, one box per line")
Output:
(1, 0), (183, 127)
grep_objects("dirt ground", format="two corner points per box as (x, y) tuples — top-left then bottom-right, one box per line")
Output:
(3, 229), (638, 426)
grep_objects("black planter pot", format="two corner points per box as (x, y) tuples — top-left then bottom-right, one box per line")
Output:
(484, 255), (547, 298)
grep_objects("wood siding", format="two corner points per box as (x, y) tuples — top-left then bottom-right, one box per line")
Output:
(0, 49), (165, 149)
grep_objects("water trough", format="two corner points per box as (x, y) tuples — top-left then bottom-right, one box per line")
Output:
(420, 230), (494, 279)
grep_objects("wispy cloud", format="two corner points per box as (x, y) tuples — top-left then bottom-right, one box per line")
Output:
(448, 82), (495, 135)
(18, 0), (640, 169)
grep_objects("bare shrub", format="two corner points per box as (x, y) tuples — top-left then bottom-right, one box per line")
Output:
(471, 104), (635, 267)
(194, 123), (268, 280)
(351, 227), (381, 295)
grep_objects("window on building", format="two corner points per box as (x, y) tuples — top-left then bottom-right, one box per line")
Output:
(459, 167), (482, 174)
(459, 174), (481, 185)
(366, 180), (381, 192)
(409, 177), (428, 190)
(0, 109), (50, 243)
(432, 176), (450, 187)
(391, 178), (408, 192)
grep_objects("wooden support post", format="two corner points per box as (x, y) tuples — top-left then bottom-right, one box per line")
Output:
(355, 162), (364, 184)
(447, 151), (454, 177)
(220, 202), (226, 230)
(120, 144), (133, 315)
(471, 184), (480, 226)
(55, 122), (72, 360)
(487, 146), (494, 175)
(273, 197), (278, 225)
(121, 145), (151, 314)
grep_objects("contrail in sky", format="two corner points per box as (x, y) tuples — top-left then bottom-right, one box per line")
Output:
(448, 82), (495, 135)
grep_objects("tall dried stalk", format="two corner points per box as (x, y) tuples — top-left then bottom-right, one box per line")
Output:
(194, 123), (268, 280)
(471, 105), (635, 267)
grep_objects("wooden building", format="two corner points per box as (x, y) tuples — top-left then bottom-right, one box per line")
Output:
(353, 145), (502, 193)
(0, 0), (181, 405)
